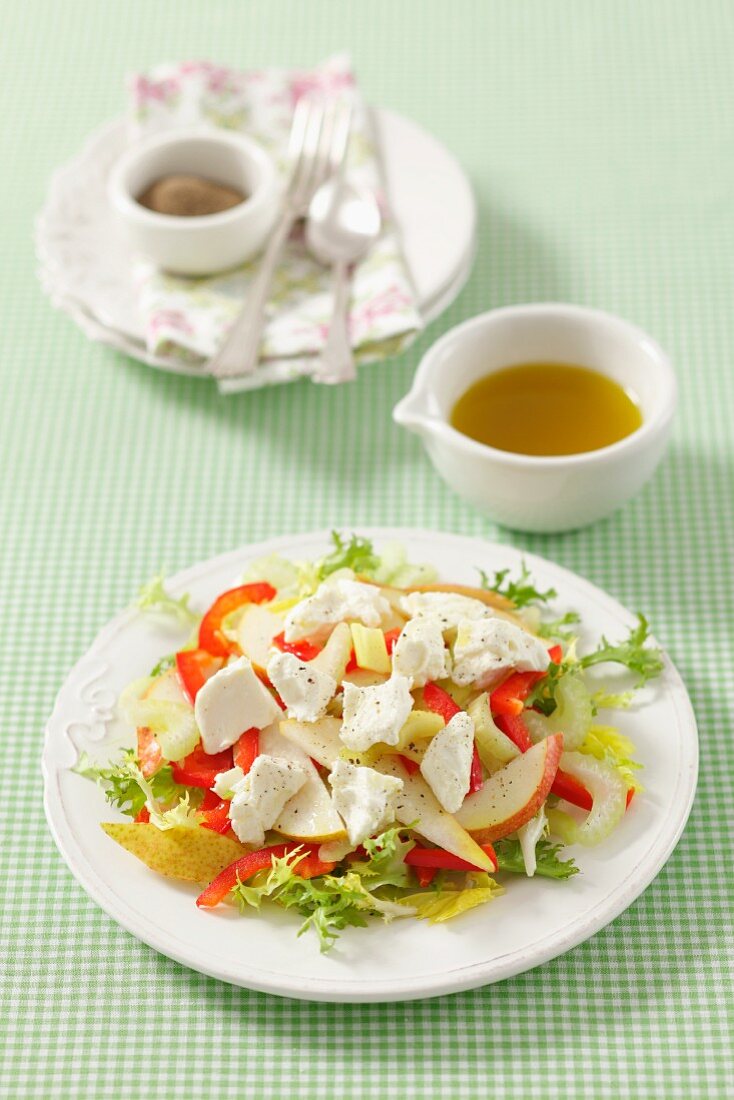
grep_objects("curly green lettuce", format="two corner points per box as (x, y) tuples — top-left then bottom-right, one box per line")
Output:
(478, 561), (557, 609)
(74, 749), (192, 820)
(493, 838), (579, 880)
(232, 840), (413, 953)
(136, 573), (199, 626)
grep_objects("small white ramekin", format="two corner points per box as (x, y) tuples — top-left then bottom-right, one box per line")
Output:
(107, 129), (280, 275)
(393, 303), (676, 533)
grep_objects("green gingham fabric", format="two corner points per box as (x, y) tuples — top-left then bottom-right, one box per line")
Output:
(2, 1), (733, 1096)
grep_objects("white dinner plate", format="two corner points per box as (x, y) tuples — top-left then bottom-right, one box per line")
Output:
(36, 110), (477, 378)
(42, 529), (698, 1002)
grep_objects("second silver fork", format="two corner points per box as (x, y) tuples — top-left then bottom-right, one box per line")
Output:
(208, 96), (351, 380)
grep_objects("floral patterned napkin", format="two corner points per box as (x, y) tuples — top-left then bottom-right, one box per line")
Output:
(128, 55), (423, 391)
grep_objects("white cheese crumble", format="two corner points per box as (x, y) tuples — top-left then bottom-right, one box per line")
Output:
(329, 759), (404, 846)
(419, 711), (475, 813)
(227, 754), (307, 847)
(391, 615), (450, 687)
(451, 617), (550, 689)
(340, 675), (414, 752)
(284, 578), (391, 643)
(400, 591), (492, 633)
(194, 657), (281, 754)
(266, 651), (336, 722)
(211, 766), (245, 799)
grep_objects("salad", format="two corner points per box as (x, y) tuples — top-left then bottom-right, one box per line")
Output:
(77, 533), (664, 952)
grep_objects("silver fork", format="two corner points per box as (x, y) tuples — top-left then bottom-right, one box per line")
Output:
(208, 96), (351, 380)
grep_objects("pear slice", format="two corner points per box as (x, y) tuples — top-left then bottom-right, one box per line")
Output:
(455, 734), (563, 840)
(374, 758), (494, 872)
(237, 604), (285, 672)
(147, 667), (187, 704)
(101, 823), (245, 882)
(309, 622), (352, 681)
(260, 725), (346, 842)
(403, 583), (532, 631)
(341, 668), (389, 689)
(279, 717), (343, 768)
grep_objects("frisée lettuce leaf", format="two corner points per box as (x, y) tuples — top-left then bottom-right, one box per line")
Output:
(136, 573), (199, 626)
(478, 560), (556, 609)
(350, 825), (416, 888)
(493, 837), (579, 880)
(317, 531), (380, 581)
(232, 843), (412, 953)
(73, 750), (191, 820)
(578, 614), (663, 685)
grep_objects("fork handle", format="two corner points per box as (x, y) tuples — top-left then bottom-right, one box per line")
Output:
(313, 261), (357, 385)
(208, 213), (295, 379)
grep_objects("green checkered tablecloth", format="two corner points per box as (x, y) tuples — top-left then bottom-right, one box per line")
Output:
(2, 1), (732, 1096)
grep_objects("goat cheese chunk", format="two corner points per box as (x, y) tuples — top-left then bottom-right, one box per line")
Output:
(211, 766), (245, 799)
(419, 712), (475, 813)
(227, 754), (307, 847)
(340, 675), (414, 752)
(194, 657), (281, 754)
(451, 617), (550, 689)
(329, 759), (404, 846)
(284, 578), (391, 643)
(266, 651), (336, 722)
(400, 591), (491, 633)
(391, 615), (450, 687)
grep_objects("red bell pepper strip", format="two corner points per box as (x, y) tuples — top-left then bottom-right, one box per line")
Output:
(489, 646), (563, 719)
(383, 628), (401, 655)
(468, 744), (484, 795)
(198, 788), (221, 811)
(199, 798), (232, 834)
(405, 843), (498, 874)
(271, 631), (322, 662)
(345, 650), (359, 673)
(175, 648), (224, 704)
(398, 754), (419, 775)
(137, 727), (163, 779)
(134, 805), (150, 823)
(171, 744), (234, 789)
(233, 728), (260, 774)
(198, 582), (277, 658)
(415, 865), (437, 888)
(495, 713), (533, 753)
(490, 670), (546, 718)
(196, 843), (335, 908)
(550, 768), (594, 811)
(422, 682), (461, 723)
(626, 787), (635, 809)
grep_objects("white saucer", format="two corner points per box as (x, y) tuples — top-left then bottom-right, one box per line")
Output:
(43, 529), (698, 1002)
(37, 109), (477, 379)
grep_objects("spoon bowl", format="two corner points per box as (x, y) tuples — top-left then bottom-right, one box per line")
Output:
(306, 179), (382, 383)
(307, 179), (382, 265)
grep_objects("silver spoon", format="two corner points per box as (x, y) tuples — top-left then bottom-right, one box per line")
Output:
(306, 178), (381, 384)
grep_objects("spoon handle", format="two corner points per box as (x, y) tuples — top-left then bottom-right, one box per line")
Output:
(314, 260), (357, 384)
(208, 214), (294, 379)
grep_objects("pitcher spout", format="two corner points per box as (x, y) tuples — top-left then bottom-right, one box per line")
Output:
(393, 390), (447, 441)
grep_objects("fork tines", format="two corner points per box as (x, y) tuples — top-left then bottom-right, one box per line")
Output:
(287, 94), (353, 211)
